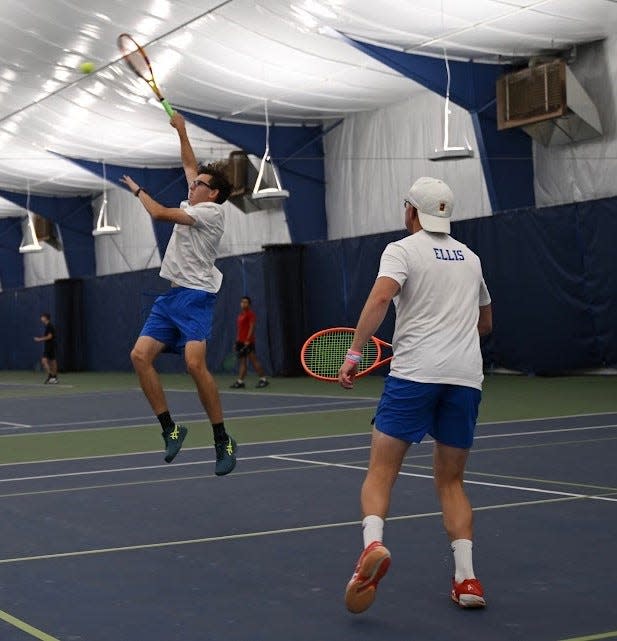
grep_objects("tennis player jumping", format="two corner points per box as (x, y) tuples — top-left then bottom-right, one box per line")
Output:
(120, 112), (237, 476)
(339, 177), (492, 612)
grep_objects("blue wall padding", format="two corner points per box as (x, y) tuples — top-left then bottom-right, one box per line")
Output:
(0, 217), (25, 289)
(0, 190), (95, 282)
(0, 284), (54, 369)
(1, 198), (615, 374)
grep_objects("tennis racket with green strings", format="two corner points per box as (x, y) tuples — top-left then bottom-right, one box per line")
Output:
(117, 33), (175, 117)
(301, 327), (393, 382)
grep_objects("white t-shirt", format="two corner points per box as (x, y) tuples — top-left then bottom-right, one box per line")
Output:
(377, 230), (491, 390)
(159, 200), (224, 292)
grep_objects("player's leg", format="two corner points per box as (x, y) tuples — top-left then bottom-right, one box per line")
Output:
(361, 428), (409, 521)
(345, 428), (408, 614)
(248, 350), (268, 387)
(184, 339), (237, 476)
(49, 358), (58, 379)
(432, 385), (484, 608)
(130, 335), (168, 414)
(230, 342), (246, 388)
(41, 356), (50, 382)
(131, 334), (186, 463)
(345, 376), (438, 614)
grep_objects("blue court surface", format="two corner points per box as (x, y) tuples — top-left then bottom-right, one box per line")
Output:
(0, 389), (378, 434)
(0, 412), (615, 641)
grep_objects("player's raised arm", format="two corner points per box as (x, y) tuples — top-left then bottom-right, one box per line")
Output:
(170, 112), (199, 186)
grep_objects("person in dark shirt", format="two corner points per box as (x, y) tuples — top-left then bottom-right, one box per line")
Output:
(230, 296), (269, 389)
(34, 312), (58, 384)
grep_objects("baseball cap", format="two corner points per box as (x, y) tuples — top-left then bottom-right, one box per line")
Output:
(406, 177), (454, 233)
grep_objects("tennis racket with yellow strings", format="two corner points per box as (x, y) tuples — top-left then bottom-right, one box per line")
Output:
(117, 33), (175, 117)
(300, 327), (393, 382)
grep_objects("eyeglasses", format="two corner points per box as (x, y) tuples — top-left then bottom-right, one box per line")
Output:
(190, 179), (213, 190)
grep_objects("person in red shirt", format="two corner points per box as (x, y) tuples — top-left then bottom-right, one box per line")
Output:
(230, 296), (269, 389)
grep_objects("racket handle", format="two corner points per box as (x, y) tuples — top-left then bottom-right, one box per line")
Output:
(161, 98), (175, 117)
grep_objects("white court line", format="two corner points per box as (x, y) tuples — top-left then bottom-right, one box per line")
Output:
(1, 420), (616, 471)
(2, 428), (617, 494)
(3, 402), (374, 432)
(270, 455), (617, 503)
(171, 387), (379, 401)
(0, 494), (582, 566)
(0, 421), (31, 428)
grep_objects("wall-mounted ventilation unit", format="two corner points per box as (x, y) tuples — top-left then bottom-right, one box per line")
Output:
(496, 59), (602, 146)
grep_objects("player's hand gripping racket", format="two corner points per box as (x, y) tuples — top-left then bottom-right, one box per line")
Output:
(301, 327), (392, 382)
(117, 33), (175, 117)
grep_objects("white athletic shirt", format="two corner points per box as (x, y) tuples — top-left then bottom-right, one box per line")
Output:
(377, 230), (491, 390)
(159, 200), (224, 292)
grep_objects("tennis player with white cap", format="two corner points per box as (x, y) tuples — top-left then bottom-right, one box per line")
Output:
(339, 177), (493, 613)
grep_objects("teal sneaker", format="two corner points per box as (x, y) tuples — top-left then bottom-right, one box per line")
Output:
(163, 424), (188, 463)
(215, 435), (237, 476)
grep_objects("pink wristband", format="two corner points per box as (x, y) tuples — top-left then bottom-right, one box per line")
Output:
(345, 350), (362, 364)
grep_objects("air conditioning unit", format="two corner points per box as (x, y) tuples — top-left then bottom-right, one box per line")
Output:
(496, 59), (602, 146)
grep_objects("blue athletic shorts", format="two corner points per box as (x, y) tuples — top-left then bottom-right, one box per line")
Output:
(140, 287), (216, 353)
(373, 376), (481, 449)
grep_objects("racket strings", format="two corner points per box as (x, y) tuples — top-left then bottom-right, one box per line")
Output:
(118, 36), (153, 81)
(303, 331), (378, 378)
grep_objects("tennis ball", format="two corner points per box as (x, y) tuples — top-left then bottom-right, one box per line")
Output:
(79, 61), (95, 74)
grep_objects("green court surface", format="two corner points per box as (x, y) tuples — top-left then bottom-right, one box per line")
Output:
(0, 370), (615, 465)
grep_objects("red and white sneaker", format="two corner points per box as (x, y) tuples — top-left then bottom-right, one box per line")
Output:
(345, 541), (391, 614)
(451, 577), (486, 608)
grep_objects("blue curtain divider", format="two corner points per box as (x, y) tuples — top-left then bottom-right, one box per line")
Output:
(0, 190), (95, 286)
(1, 198), (615, 374)
(0, 217), (25, 289)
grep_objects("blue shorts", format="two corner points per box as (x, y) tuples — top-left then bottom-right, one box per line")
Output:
(140, 287), (216, 353)
(373, 376), (481, 449)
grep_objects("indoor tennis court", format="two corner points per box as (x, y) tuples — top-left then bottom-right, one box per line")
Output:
(0, 373), (615, 640)
(2, 2), (617, 641)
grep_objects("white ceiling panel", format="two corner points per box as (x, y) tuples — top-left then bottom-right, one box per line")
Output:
(0, 0), (616, 204)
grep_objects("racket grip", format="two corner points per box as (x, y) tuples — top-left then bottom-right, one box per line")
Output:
(161, 98), (175, 117)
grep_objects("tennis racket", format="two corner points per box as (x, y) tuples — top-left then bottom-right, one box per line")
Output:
(301, 327), (393, 382)
(117, 33), (175, 117)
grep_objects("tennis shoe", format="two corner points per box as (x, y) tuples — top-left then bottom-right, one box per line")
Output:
(162, 424), (188, 463)
(451, 577), (486, 608)
(230, 381), (245, 389)
(47, 376), (58, 385)
(256, 379), (269, 388)
(215, 435), (237, 476)
(345, 541), (391, 613)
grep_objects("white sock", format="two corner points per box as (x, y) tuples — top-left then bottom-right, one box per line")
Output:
(362, 515), (384, 548)
(451, 538), (475, 583)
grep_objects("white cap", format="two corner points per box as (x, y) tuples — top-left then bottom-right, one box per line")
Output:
(407, 177), (454, 234)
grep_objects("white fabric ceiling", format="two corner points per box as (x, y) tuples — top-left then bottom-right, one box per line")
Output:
(1, 0), (617, 207)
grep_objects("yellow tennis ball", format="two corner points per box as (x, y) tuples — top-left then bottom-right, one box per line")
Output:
(79, 62), (95, 74)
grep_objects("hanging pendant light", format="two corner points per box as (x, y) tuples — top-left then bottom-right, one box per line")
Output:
(19, 186), (43, 253)
(429, 49), (474, 161)
(252, 100), (290, 201)
(92, 160), (121, 236)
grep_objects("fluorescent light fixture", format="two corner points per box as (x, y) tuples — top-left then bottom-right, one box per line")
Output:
(19, 212), (43, 254)
(252, 101), (290, 202)
(151, 0), (171, 19)
(136, 16), (160, 37)
(302, 0), (338, 19)
(93, 163), (120, 236)
(430, 51), (473, 162)
(291, 5), (320, 29)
